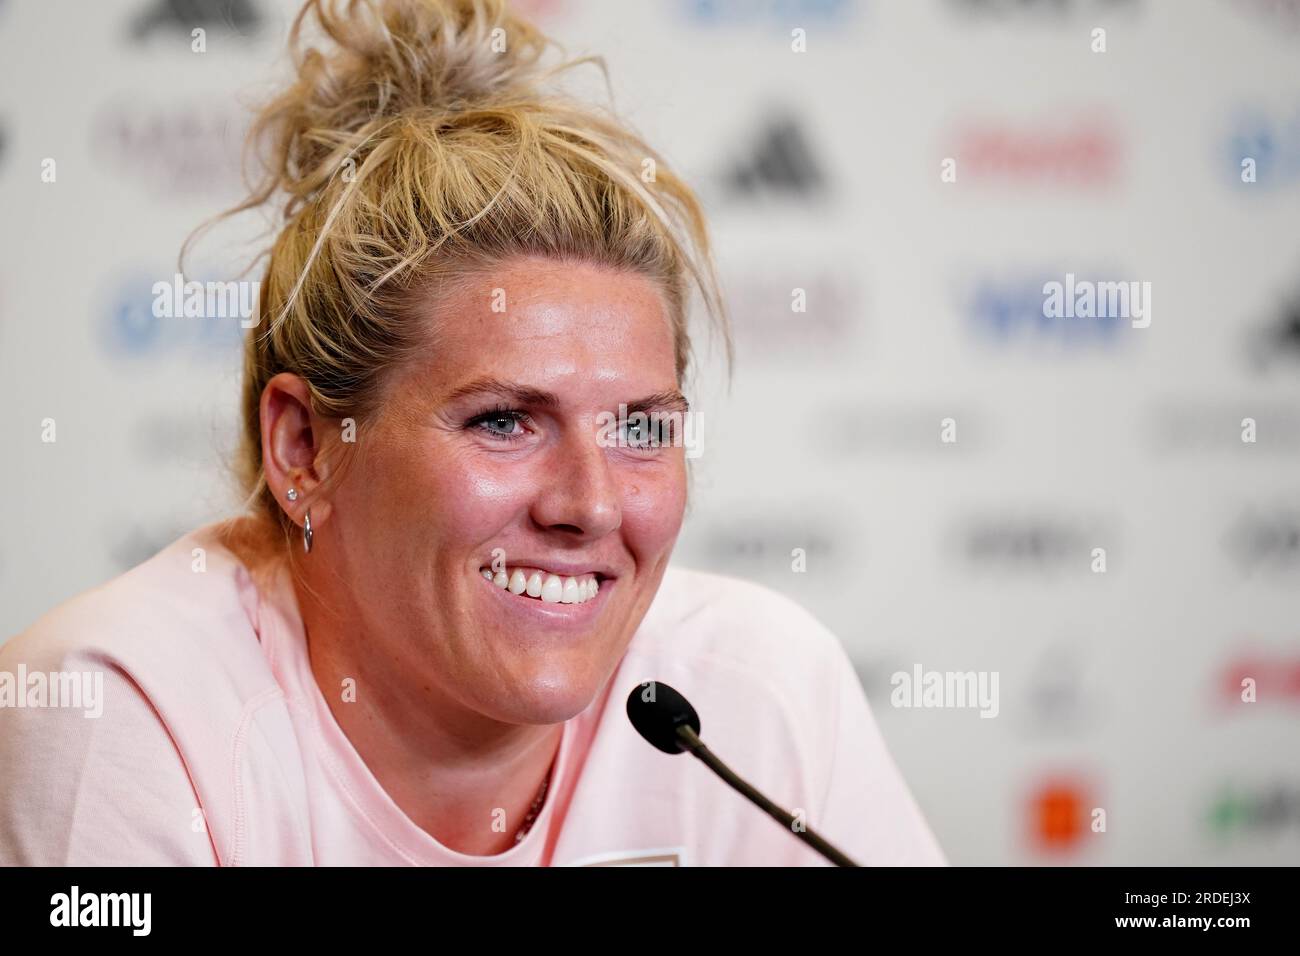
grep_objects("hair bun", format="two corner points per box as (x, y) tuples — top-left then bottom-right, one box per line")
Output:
(257, 0), (553, 205)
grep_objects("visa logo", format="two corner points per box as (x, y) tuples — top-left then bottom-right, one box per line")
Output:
(965, 274), (1126, 348)
(1224, 107), (1300, 189)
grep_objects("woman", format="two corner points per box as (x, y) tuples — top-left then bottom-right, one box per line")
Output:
(0, 0), (944, 866)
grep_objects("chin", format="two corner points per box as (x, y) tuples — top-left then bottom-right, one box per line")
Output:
(484, 669), (608, 726)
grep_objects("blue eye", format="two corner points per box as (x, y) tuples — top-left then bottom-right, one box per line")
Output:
(623, 418), (652, 446)
(467, 407), (530, 441)
(622, 415), (669, 449)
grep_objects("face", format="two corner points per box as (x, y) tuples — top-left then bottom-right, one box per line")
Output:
(321, 255), (687, 726)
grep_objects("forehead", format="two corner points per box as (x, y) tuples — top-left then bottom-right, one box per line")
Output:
(419, 256), (678, 395)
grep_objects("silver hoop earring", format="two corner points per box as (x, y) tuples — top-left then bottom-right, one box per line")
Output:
(303, 509), (313, 554)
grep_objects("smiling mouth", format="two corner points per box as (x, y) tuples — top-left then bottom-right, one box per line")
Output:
(479, 565), (604, 605)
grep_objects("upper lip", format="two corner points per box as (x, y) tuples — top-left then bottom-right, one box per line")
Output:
(481, 558), (618, 580)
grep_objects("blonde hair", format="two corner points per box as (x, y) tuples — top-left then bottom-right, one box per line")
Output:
(197, 0), (729, 538)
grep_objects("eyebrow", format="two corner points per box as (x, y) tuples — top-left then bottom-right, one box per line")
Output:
(624, 390), (691, 415)
(442, 376), (560, 409)
(442, 376), (689, 414)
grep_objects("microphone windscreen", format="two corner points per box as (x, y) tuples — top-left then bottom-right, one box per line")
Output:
(625, 681), (701, 754)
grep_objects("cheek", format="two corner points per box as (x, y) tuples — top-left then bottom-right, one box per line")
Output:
(331, 438), (514, 550)
(619, 461), (687, 555)
(393, 445), (538, 546)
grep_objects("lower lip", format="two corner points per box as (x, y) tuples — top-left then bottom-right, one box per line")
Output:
(476, 572), (612, 629)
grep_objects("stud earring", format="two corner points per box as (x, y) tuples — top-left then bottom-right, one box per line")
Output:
(287, 487), (299, 502)
(303, 508), (313, 554)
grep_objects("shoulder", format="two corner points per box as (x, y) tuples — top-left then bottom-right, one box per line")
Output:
(0, 521), (296, 865)
(611, 567), (945, 865)
(621, 565), (863, 772)
(630, 565), (855, 693)
(1, 521), (277, 702)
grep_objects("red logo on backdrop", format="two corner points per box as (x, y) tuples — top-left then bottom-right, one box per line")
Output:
(1220, 654), (1300, 705)
(952, 114), (1121, 187)
(1029, 778), (1093, 851)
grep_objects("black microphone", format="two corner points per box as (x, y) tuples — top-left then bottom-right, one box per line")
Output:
(625, 680), (860, 867)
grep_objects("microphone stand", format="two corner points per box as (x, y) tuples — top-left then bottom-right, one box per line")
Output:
(675, 724), (860, 868)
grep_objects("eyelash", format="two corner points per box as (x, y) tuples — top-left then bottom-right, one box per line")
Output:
(464, 405), (533, 442)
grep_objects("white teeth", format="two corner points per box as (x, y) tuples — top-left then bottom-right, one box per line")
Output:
(561, 576), (580, 603)
(481, 565), (602, 605)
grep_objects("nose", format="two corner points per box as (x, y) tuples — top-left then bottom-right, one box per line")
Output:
(529, 421), (622, 539)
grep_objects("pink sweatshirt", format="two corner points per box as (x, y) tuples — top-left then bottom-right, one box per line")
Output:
(0, 524), (945, 866)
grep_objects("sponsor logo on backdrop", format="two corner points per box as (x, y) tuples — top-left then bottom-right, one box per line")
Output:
(1224, 106), (1300, 190)
(687, 516), (838, 576)
(129, 0), (264, 41)
(723, 266), (859, 353)
(101, 272), (246, 361)
(1207, 782), (1300, 838)
(1223, 509), (1300, 571)
(1042, 272), (1150, 328)
(957, 514), (1110, 572)
(91, 97), (245, 198)
(815, 405), (989, 456)
(949, 113), (1122, 188)
(966, 271), (1133, 347)
(946, 0), (1139, 20)
(1028, 776), (1097, 853)
(717, 111), (828, 202)
(1219, 652), (1300, 706)
(1246, 287), (1300, 371)
(679, 0), (855, 26)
